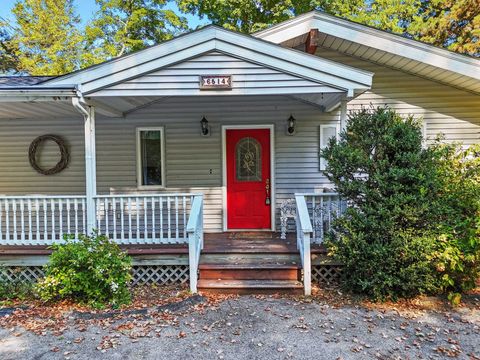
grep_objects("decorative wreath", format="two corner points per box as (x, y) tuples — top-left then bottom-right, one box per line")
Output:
(29, 134), (70, 175)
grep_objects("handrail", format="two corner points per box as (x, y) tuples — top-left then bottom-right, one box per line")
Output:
(95, 193), (202, 199)
(0, 195), (87, 199)
(295, 195), (312, 296)
(186, 195), (204, 293)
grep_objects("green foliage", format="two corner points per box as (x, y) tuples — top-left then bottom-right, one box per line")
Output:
(411, 0), (480, 57)
(322, 107), (480, 302)
(36, 233), (132, 307)
(431, 144), (480, 302)
(322, 107), (443, 300)
(83, 0), (188, 66)
(177, 0), (479, 56)
(0, 0), (83, 75)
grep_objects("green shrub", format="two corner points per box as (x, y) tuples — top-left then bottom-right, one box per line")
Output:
(432, 144), (480, 304)
(36, 233), (132, 307)
(322, 106), (443, 300)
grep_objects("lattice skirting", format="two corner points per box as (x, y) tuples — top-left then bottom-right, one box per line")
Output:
(0, 266), (45, 283)
(312, 265), (343, 284)
(131, 265), (189, 286)
(0, 265), (190, 286)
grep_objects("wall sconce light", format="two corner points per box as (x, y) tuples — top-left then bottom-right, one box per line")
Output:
(286, 115), (296, 135)
(200, 116), (210, 136)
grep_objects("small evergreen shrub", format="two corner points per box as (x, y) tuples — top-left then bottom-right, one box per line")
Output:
(36, 233), (132, 307)
(322, 106), (443, 300)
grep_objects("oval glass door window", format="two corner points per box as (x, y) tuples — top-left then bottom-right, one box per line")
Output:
(235, 137), (261, 181)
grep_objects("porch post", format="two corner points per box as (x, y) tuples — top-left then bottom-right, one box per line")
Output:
(84, 106), (97, 234)
(340, 98), (347, 131)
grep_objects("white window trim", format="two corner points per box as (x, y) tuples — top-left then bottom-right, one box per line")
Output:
(136, 127), (166, 190)
(319, 123), (340, 171)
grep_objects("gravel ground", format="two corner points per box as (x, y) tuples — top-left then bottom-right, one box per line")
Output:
(0, 294), (479, 360)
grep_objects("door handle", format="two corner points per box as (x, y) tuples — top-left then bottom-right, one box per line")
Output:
(265, 179), (271, 205)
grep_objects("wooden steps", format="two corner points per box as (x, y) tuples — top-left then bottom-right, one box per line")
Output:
(197, 279), (303, 295)
(198, 233), (305, 294)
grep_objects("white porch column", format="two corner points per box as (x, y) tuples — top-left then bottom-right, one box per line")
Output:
(340, 98), (348, 131)
(84, 106), (97, 234)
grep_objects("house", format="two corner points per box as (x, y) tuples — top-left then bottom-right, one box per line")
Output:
(0, 11), (479, 295)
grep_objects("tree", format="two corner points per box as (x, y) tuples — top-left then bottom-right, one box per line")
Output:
(411, 0), (479, 57)
(83, 0), (188, 66)
(0, 0), (83, 75)
(176, 0), (479, 56)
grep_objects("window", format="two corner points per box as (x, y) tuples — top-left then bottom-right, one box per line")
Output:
(319, 124), (340, 171)
(236, 137), (262, 181)
(136, 128), (165, 188)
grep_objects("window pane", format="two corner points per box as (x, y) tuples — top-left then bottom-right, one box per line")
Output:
(140, 130), (162, 186)
(236, 137), (261, 181)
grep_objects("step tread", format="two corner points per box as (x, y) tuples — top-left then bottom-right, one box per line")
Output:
(199, 262), (300, 270)
(198, 279), (303, 289)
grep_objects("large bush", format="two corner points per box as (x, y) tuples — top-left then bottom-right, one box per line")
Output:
(322, 106), (480, 302)
(432, 144), (480, 304)
(322, 107), (443, 300)
(36, 233), (132, 307)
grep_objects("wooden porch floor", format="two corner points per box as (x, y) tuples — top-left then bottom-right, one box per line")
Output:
(0, 232), (326, 256)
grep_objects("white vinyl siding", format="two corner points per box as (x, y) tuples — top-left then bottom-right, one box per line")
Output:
(314, 47), (480, 147)
(93, 51), (342, 97)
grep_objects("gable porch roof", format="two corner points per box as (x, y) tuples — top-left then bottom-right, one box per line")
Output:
(254, 11), (480, 95)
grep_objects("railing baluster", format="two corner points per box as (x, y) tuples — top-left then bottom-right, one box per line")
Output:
(175, 196), (179, 241)
(135, 197), (140, 242)
(104, 197), (109, 238)
(128, 198), (132, 242)
(12, 200), (17, 243)
(112, 197), (117, 242)
(20, 199), (25, 242)
(96, 198), (101, 234)
(74, 199), (78, 238)
(120, 197), (125, 241)
(159, 197), (163, 242)
(167, 196), (171, 242)
(50, 199), (55, 242)
(5, 200), (10, 242)
(43, 199), (48, 242)
(81, 198), (86, 235)
(183, 196), (187, 240)
(143, 197), (148, 242)
(35, 199), (40, 243)
(59, 199), (63, 241)
(151, 197), (156, 243)
(66, 199), (71, 235)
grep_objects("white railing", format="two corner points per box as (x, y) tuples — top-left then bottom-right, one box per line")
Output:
(186, 195), (204, 293)
(297, 193), (346, 244)
(295, 195), (312, 296)
(0, 195), (87, 245)
(94, 193), (199, 244)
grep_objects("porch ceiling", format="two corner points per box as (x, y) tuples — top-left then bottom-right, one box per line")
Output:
(0, 93), (344, 119)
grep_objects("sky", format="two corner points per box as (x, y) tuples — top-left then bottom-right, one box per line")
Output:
(0, 0), (207, 28)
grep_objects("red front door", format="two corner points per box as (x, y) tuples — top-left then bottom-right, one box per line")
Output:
(226, 128), (271, 229)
